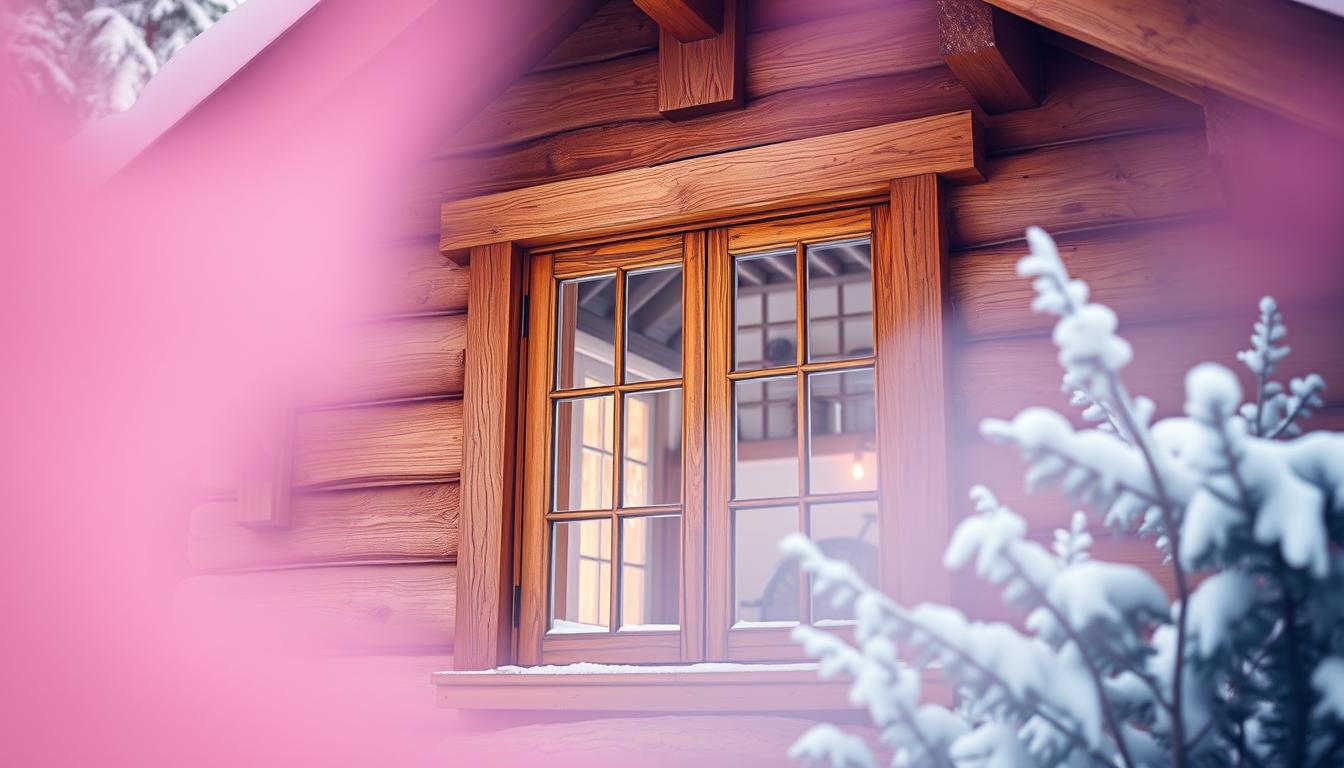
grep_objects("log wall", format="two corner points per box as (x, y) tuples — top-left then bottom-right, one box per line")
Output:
(181, 0), (1344, 680)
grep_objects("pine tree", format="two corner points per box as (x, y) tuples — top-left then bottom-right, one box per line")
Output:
(5, 0), (243, 124)
(786, 227), (1344, 768)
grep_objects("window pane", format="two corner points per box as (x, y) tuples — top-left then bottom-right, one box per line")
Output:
(550, 518), (612, 633)
(620, 515), (680, 630)
(623, 388), (682, 507)
(808, 501), (880, 621)
(807, 239), (872, 363)
(625, 266), (683, 383)
(554, 395), (614, 512)
(808, 368), (877, 494)
(734, 250), (797, 371)
(734, 505), (800, 625)
(556, 275), (616, 389)
(734, 375), (798, 499)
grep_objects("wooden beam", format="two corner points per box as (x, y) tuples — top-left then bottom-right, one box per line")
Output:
(875, 175), (952, 606)
(938, 0), (1041, 113)
(982, 0), (1344, 140)
(656, 0), (744, 120)
(1041, 30), (1201, 105)
(440, 111), (984, 259)
(454, 242), (526, 670)
(635, 0), (722, 42)
(292, 399), (463, 490)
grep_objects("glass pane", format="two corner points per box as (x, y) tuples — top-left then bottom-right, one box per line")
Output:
(809, 501), (880, 621)
(734, 505), (800, 625)
(623, 388), (682, 507)
(625, 266), (683, 383)
(553, 395), (614, 512)
(556, 275), (617, 389)
(808, 368), (877, 494)
(807, 239), (873, 363)
(733, 375), (798, 500)
(550, 518), (612, 633)
(620, 515), (681, 630)
(734, 250), (797, 371)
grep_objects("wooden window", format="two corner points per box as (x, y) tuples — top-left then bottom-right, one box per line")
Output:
(515, 203), (936, 665)
(448, 115), (977, 673)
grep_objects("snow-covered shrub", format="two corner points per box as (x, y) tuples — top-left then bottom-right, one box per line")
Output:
(785, 227), (1344, 768)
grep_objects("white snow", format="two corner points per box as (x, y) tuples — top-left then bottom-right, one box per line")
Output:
(1185, 571), (1255, 658)
(442, 661), (819, 677)
(546, 619), (608, 635)
(788, 724), (876, 768)
(617, 623), (679, 632)
(1311, 657), (1344, 719)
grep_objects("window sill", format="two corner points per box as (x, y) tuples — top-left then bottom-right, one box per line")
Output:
(432, 662), (854, 713)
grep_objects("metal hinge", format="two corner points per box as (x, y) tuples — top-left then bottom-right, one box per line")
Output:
(511, 584), (522, 627)
(519, 294), (530, 338)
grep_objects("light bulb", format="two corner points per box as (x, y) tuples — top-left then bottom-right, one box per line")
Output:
(850, 460), (865, 481)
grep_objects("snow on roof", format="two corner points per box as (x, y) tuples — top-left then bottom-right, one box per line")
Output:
(65, 0), (322, 185)
(1291, 0), (1344, 17)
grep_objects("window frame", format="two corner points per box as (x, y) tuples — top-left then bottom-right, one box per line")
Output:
(448, 113), (980, 673)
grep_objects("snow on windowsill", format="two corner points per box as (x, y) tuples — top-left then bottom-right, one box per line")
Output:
(439, 661), (819, 678)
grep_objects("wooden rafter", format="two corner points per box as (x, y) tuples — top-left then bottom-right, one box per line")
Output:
(983, 0), (1344, 140)
(633, 0), (722, 42)
(938, 0), (1041, 113)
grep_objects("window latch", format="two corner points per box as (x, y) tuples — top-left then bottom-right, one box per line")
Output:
(511, 584), (522, 627)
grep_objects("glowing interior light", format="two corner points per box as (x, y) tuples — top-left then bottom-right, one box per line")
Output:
(850, 459), (866, 481)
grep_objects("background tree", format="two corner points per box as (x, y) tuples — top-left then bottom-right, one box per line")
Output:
(787, 227), (1344, 767)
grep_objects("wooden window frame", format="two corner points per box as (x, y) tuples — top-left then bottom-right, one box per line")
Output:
(448, 112), (981, 674)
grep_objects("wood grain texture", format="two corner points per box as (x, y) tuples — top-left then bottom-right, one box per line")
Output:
(379, 239), (470, 316)
(446, 1), (940, 152)
(952, 307), (1344, 432)
(427, 67), (971, 204)
(301, 314), (466, 406)
(656, 0), (743, 119)
(536, 0), (659, 71)
(984, 49), (1203, 155)
(636, 0), (722, 41)
(455, 243), (526, 670)
(441, 112), (983, 254)
(875, 178), (953, 606)
(938, 0), (1041, 113)
(292, 399), (462, 489)
(188, 483), (459, 573)
(945, 128), (1221, 248)
(177, 563), (456, 651)
(982, 0), (1344, 139)
(950, 217), (1344, 340)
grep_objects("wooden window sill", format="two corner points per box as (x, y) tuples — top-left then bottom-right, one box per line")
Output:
(432, 662), (854, 713)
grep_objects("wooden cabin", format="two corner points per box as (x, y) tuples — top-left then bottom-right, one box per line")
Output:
(170, 0), (1344, 760)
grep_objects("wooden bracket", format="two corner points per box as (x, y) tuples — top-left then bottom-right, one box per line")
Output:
(651, 0), (744, 121)
(938, 0), (1041, 114)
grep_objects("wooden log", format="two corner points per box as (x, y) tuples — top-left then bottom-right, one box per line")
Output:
(938, 0), (1041, 113)
(303, 315), (467, 406)
(946, 127), (1221, 248)
(188, 483), (459, 573)
(949, 217), (1344, 341)
(426, 67), (971, 203)
(983, 0), (1344, 141)
(292, 399), (463, 489)
(441, 112), (983, 256)
(984, 49), (1202, 155)
(176, 563), (456, 651)
(446, 1), (940, 152)
(300, 314), (467, 407)
(951, 307), (1344, 432)
(378, 239), (470, 317)
(655, 0), (744, 120)
(536, 0), (659, 72)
